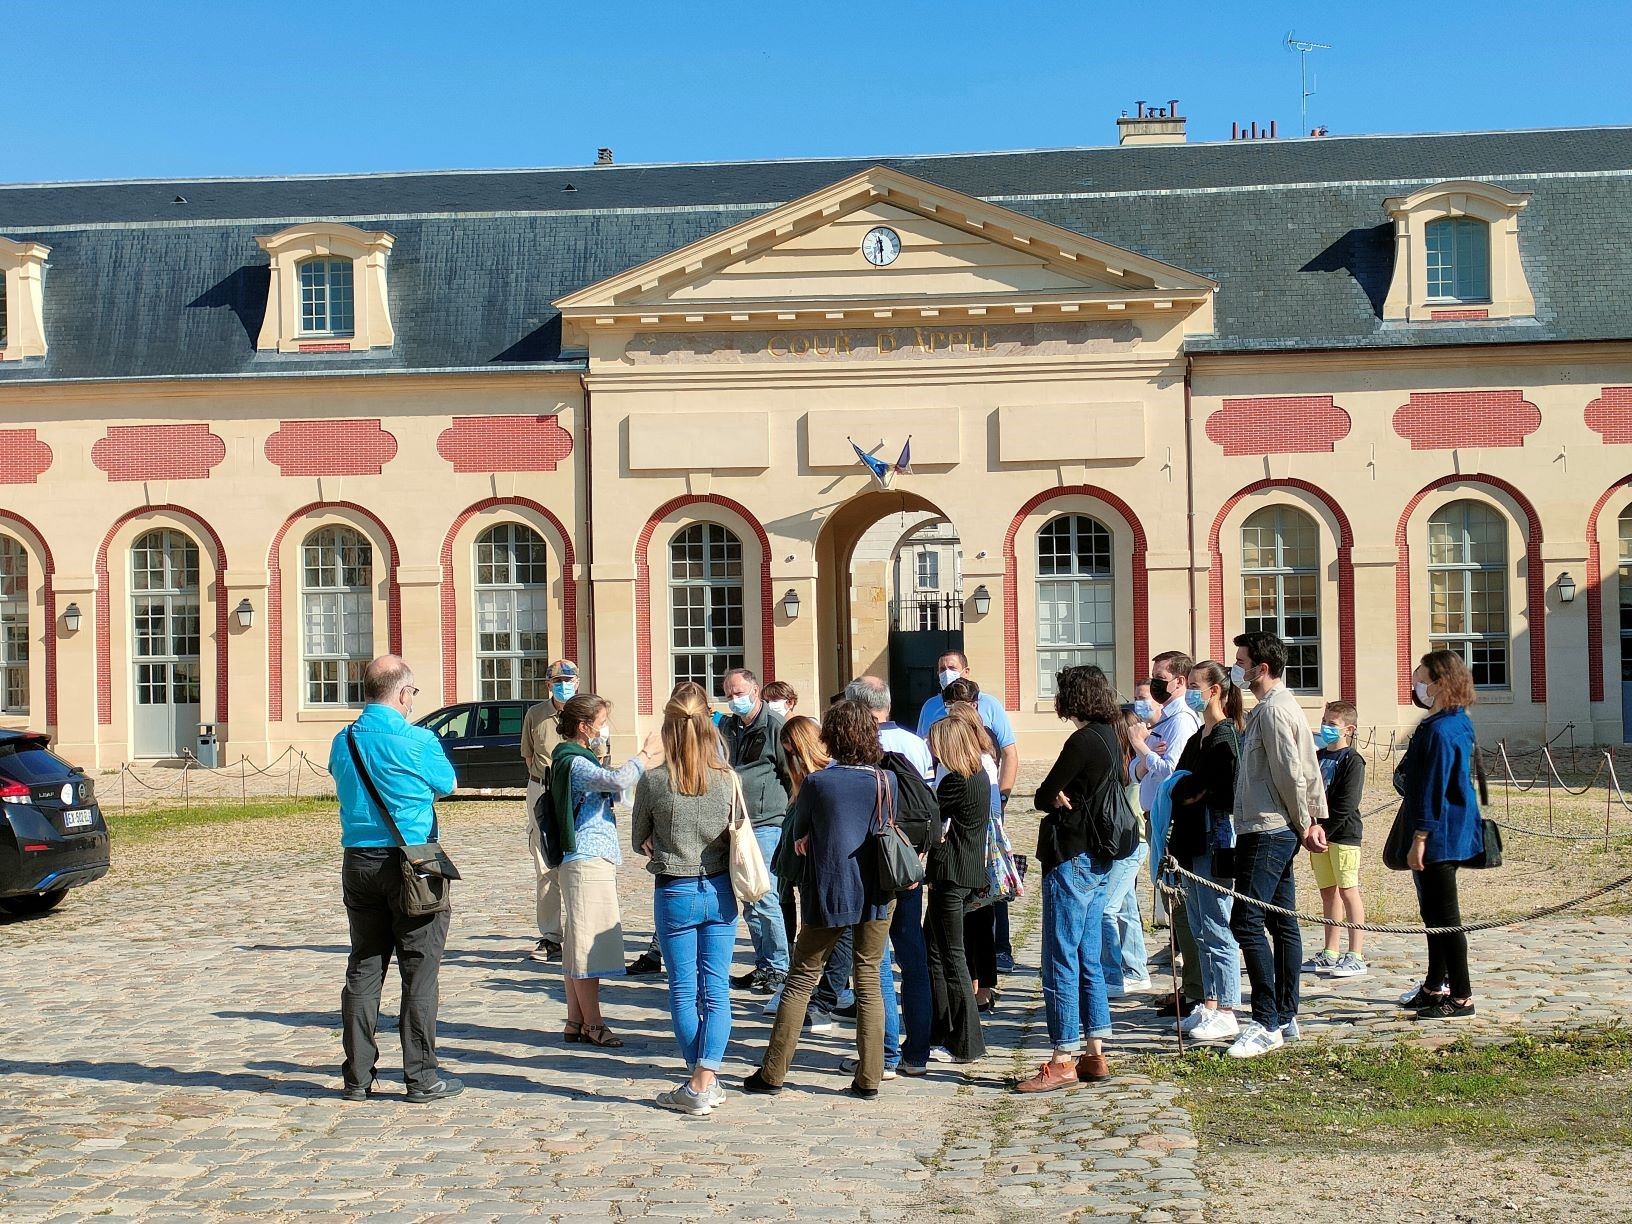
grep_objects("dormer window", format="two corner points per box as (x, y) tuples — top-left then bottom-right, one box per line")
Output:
(299, 257), (355, 336)
(1382, 181), (1533, 322)
(255, 222), (393, 353)
(0, 236), (50, 361)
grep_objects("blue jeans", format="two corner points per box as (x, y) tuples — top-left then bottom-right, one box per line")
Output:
(743, 825), (790, 974)
(812, 927), (851, 1012)
(1229, 828), (1300, 1031)
(1041, 853), (1113, 1054)
(1183, 854), (1241, 1008)
(653, 873), (739, 1072)
(1100, 841), (1149, 989)
(888, 885), (931, 1067)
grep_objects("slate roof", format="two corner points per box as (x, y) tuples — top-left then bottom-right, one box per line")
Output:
(2, 125), (1630, 381)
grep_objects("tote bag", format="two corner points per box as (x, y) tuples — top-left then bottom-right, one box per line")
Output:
(727, 771), (773, 904)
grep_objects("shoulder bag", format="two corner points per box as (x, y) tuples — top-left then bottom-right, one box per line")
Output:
(727, 770), (773, 904)
(873, 767), (926, 893)
(346, 727), (461, 917)
(1086, 731), (1141, 862)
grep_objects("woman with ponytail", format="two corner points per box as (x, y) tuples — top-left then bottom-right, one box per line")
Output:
(631, 682), (738, 1115)
(1167, 661), (1245, 1044)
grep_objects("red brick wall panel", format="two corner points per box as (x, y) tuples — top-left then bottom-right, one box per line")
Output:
(1392, 391), (1540, 450)
(91, 424), (226, 482)
(0, 430), (52, 484)
(436, 416), (573, 473)
(1585, 388), (1632, 445)
(1204, 396), (1351, 457)
(1430, 308), (1489, 321)
(0, 513), (56, 727)
(264, 420), (398, 476)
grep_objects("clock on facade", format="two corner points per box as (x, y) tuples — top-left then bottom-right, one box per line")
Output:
(861, 226), (901, 266)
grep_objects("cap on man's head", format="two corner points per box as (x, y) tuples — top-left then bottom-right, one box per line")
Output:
(549, 659), (578, 680)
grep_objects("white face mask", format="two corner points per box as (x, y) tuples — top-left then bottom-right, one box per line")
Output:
(766, 700), (788, 718)
(938, 668), (962, 691)
(1413, 681), (1433, 708)
(1229, 663), (1247, 688)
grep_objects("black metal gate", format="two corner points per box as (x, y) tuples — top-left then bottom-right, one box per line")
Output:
(887, 593), (963, 731)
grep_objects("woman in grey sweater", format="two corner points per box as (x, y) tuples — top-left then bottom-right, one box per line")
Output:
(631, 682), (739, 1115)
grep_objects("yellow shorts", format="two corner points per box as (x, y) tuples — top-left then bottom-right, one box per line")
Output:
(1310, 842), (1361, 890)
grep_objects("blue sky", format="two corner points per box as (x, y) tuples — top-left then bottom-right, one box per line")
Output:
(12, 0), (1631, 182)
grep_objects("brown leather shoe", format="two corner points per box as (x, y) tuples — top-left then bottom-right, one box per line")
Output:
(1014, 1058), (1078, 1093)
(1076, 1053), (1110, 1082)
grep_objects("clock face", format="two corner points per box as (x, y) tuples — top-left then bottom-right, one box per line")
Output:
(861, 226), (901, 266)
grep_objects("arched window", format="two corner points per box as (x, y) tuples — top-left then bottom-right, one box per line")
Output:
(1036, 514), (1114, 698)
(302, 526), (373, 707)
(669, 522), (743, 699)
(1618, 508), (1632, 705)
(298, 256), (354, 336)
(0, 536), (28, 714)
(1242, 506), (1321, 693)
(131, 530), (201, 757)
(475, 523), (550, 700)
(1425, 217), (1490, 302)
(1427, 500), (1508, 688)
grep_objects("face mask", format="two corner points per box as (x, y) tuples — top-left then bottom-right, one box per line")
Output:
(551, 680), (577, 702)
(1133, 698), (1158, 721)
(766, 700), (788, 718)
(1149, 677), (1172, 704)
(1185, 689), (1207, 714)
(728, 694), (755, 717)
(1412, 681), (1433, 710)
(938, 669), (962, 691)
(588, 731), (610, 753)
(1229, 663), (1248, 688)
(1317, 724), (1343, 748)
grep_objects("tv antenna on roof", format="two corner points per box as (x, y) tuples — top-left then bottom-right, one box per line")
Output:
(1284, 31), (1332, 135)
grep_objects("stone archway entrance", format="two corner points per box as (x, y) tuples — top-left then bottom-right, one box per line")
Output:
(814, 490), (961, 726)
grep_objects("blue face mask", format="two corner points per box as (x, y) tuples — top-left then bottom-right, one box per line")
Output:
(1317, 724), (1343, 748)
(1133, 698), (1157, 721)
(728, 694), (755, 717)
(1185, 689), (1207, 714)
(551, 680), (577, 702)
(938, 668), (962, 692)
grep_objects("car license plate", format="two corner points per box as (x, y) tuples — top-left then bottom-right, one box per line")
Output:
(62, 809), (94, 830)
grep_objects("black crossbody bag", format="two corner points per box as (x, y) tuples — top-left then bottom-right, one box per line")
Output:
(346, 727), (462, 916)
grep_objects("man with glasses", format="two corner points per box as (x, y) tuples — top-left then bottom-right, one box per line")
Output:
(329, 655), (462, 1103)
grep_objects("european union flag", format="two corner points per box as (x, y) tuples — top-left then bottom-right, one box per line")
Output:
(849, 437), (893, 487)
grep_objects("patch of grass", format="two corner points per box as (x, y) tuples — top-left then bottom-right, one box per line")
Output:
(106, 797), (338, 844)
(1140, 1026), (1632, 1151)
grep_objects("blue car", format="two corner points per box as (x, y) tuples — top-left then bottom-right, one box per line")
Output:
(0, 730), (110, 916)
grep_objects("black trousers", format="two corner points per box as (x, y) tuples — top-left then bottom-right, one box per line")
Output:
(341, 848), (450, 1093)
(1415, 861), (1472, 999)
(963, 905), (998, 989)
(927, 883), (986, 1061)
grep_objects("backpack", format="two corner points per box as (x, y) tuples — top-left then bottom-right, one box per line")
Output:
(878, 750), (938, 853)
(533, 763), (569, 868)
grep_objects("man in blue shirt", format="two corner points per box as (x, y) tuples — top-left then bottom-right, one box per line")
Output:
(328, 655), (461, 1103)
(915, 650), (1018, 796)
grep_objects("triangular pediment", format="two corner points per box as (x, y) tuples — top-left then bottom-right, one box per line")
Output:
(555, 166), (1215, 322)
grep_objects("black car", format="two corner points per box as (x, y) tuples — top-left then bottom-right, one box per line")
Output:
(0, 729), (110, 916)
(416, 700), (534, 789)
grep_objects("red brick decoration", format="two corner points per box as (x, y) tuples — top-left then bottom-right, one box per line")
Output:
(436, 416), (573, 473)
(1002, 487), (1147, 711)
(94, 507), (230, 728)
(266, 503), (401, 723)
(1430, 308), (1489, 321)
(1394, 476), (1545, 705)
(1585, 476), (1632, 704)
(264, 420), (398, 476)
(438, 499), (577, 705)
(91, 424), (226, 482)
(1392, 391), (1540, 451)
(0, 513), (57, 728)
(634, 496), (775, 716)
(1585, 388), (1632, 444)
(1204, 396), (1352, 457)
(1206, 481), (1356, 706)
(0, 430), (52, 484)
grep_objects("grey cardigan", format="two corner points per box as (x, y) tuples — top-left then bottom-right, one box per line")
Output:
(630, 764), (736, 878)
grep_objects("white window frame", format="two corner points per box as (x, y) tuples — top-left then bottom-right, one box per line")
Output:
(301, 526), (373, 708)
(1035, 514), (1115, 699)
(1425, 216), (1491, 303)
(668, 522), (745, 701)
(0, 536), (28, 714)
(130, 529), (203, 711)
(298, 256), (356, 337)
(1427, 499), (1510, 690)
(474, 523), (550, 701)
(915, 550), (939, 591)
(1241, 506), (1322, 694)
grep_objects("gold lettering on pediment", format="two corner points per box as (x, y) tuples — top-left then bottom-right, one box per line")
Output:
(624, 321), (1139, 365)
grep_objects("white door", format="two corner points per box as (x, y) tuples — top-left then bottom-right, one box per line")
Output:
(131, 530), (202, 759)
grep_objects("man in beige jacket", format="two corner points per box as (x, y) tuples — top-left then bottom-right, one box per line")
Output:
(1226, 632), (1328, 1060)
(520, 659), (577, 962)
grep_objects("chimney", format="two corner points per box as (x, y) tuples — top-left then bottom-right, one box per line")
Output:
(1116, 99), (1186, 146)
(595, 147), (614, 165)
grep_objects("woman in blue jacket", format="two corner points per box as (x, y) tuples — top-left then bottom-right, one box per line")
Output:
(1400, 650), (1485, 1020)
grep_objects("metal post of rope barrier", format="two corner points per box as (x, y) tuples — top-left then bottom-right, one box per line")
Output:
(1161, 861), (1184, 1057)
(120, 765), (127, 818)
(294, 753), (303, 800)
(182, 758), (190, 812)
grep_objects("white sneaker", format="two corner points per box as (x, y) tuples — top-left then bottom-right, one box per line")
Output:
(1190, 1009), (1241, 1043)
(1330, 953), (1369, 979)
(1178, 1003), (1211, 1033)
(839, 1056), (897, 1080)
(1225, 1021), (1285, 1059)
(806, 1008), (834, 1034)
(1280, 1017), (1302, 1042)
(1301, 950), (1340, 975)
(1123, 975), (1154, 990)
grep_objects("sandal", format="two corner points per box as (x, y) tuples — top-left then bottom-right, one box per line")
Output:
(563, 1020), (585, 1043)
(580, 1024), (625, 1048)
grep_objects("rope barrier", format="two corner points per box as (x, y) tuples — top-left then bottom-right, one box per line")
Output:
(1158, 855), (1632, 936)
